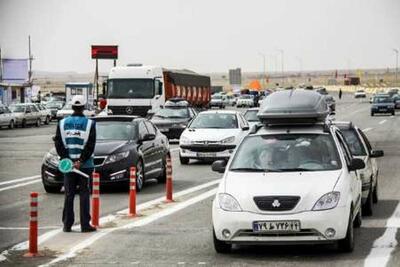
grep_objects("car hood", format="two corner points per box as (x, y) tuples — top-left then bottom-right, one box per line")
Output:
(181, 128), (241, 143)
(223, 170), (342, 213)
(94, 140), (131, 156)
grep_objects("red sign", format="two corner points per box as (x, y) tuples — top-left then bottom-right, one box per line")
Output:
(91, 45), (118, 59)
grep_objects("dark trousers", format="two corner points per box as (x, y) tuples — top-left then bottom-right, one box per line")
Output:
(62, 169), (93, 229)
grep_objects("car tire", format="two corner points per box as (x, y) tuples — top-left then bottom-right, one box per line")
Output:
(371, 112), (374, 117)
(157, 156), (167, 184)
(45, 116), (50, 125)
(43, 183), (62, 193)
(179, 154), (189, 165)
(36, 118), (41, 127)
(8, 120), (14, 129)
(373, 177), (379, 203)
(338, 211), (354, 253)
(135, 160), (145, 192)
(213, 228), (231, 253)
(392, 111), (395, 116)
(21, 119), (27, 128)
(354, 206), (362, 228)
(362, 183), (373, 216)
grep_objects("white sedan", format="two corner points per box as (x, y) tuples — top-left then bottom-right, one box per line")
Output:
(178, 110), (249, 164)
(354, 89), (367, 98)
(211, 125), (364, 253)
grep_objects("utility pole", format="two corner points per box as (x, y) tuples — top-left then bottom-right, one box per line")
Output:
(258, 52), (266, 88)
(394, 48), (399, 85)
(28, 35), (33, 85)
(0, 46), (2, 82)
(276, 49), (284, 86)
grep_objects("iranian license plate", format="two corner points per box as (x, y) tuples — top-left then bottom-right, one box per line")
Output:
(197, 152), (217, 158)
(253, 220), (301, 233)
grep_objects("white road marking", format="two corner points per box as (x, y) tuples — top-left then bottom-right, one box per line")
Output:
(364, 202), (400, 267)
(0, 179), (41, 193)
(0, 175), (40, 186)
(363, 128), (373, 132)
(171, 147), (179, 152)
(40, 188), (217, 266)
(379, 120), (387, 125)
(0, 226), (60, 230)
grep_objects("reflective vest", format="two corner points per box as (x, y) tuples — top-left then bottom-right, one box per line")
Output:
(59, 116), (94, 169)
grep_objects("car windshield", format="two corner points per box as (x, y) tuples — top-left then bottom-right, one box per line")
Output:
(107, 79), (155, 99)
(230, 134), (341, 172)
(212, 95), (222, 99)
(154, 108), (189, 118)
(10, 105), (25, 112)
(96, 121), (135, 140)
(190, 113), (238, 129)
(373, 96), (391, 103)
(340, 129), (367, 156)
(244, 110), (259, 122)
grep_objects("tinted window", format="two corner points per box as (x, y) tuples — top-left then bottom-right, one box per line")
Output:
(341, 129), (367, 156)
(138, 121), (149, 139)
(373, 96), (391, 103)
(244, 110), (259, 122)
(96, 121), (135, 140)
(190, 113), (238, 129)
(335, 132), (352, 165)
(154, 108), (189, 118)
(230, 134), (341, 172)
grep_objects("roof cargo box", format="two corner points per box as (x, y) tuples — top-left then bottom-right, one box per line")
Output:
(258, 89), (329, 125)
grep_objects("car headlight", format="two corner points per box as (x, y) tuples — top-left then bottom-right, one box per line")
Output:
(218, 193), (242, 212)
(45, 152), (60, 166)
(221, 136), (235, 144)
(312, 192), (340, 211)
(104, 151), (130, 165)
(179, 136), (192, 145)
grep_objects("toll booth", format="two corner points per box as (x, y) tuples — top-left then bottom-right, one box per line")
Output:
(65, 82), (94, 107)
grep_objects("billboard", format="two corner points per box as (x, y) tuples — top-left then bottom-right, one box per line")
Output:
(2, 59), (29, 84)
(91, 45), (118, 59)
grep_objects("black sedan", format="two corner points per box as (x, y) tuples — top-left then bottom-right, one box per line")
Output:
(41, 116), (170, 193)
(150, 106), (197, 140)
(371, 95), (395, 116)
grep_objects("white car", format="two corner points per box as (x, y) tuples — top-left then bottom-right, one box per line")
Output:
(0, 104), (16, 129)
(334, 121), (384, 216)
(211, 89), (364, 253)
(179, 110), (249, 164)
(209, 95), (225, 109)
(56, 104), (96, 121)
(35, 103), (52, 125)
(236, 95), (254, 108)
(354, 89), (366, 98)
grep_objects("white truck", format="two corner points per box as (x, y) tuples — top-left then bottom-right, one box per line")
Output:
(106, 65), (211, 117)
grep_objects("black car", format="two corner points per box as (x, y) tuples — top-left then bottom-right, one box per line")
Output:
(150, 103), (197, 140)
(371, 95), (395, 116)
(41, 116), (170, 193)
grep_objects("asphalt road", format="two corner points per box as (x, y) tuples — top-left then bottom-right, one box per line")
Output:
(1, 93), (400, 266)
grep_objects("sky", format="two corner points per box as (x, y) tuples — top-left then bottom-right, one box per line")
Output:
(0, 0), (399, 74)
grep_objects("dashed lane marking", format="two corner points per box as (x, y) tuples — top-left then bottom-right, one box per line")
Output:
(363, 128), (373, 132)
(0, 179), (41, 193)
(379, 119), (387, 125)
(0, 226), (60, 230)
(0, 175), (40, 186)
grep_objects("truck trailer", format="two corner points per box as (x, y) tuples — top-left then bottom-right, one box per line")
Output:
(106, 65), (211, 116)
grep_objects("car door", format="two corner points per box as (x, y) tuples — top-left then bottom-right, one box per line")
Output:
(0, 106), (5, 126)
(137, 120), (154, 177)
(336, 131), (362, 210)
(31, 104), (41, 121)
(24, 105), (33, 124)
(144, 120), (163, 177)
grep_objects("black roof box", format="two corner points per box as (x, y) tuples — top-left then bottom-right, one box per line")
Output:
(258, 89), (329, 125)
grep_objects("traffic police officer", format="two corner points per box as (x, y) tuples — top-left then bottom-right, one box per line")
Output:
(55, 95), (97, 233)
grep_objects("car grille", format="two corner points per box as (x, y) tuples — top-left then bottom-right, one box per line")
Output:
(94, 157), (106, 167)
(108, 106), (151, 117)
(254, 196), (300, 211)
(180, 144), (236, 152)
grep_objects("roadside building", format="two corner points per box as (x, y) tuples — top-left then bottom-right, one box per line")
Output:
(0, 58), (31, 105)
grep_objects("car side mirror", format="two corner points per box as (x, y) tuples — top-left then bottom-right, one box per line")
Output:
(211, 160), (227, 173)
(140, 133), (156, 142)
(348, 158), (365, 171)
(242, 125), (249, 131)
(370, 150), (384, 158)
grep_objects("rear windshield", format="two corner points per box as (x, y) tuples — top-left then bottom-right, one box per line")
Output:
(373, 96), (391, 103)
(154, 108), (189, 119)
(190, 113), (238, 129)
(96, 121), (135, 140)
(340, 129), (367, 156)
(244, 110), (259, 122)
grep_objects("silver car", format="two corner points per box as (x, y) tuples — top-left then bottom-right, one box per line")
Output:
(35, 103), (52, 125)
(9, 103), (42, 128)
(0, 104), (16, 129)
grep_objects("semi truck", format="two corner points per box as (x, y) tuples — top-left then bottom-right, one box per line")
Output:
(105, 65), (211, 116)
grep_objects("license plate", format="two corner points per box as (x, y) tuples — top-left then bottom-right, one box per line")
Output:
(197, 152), (216, 158)
(159, 128), (169, 132)
(379, 109), (387, 112)
(253, 220), (301, 233)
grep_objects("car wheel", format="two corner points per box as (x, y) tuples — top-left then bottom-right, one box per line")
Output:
(43, 183), (62, 193)
(136, 160), (145, 192)
(45, 116), (50, 125)
(36, 118), (41, 127)
(213, 228), (231, 253)
(354, 206), (362, 228)
(21, 119), (27, 128)
(362, 183), (373, 216)
(179, 154), (189, 165)
(373, 177), (379, 203)
(8, 120), (14, 129)
(157, 156), (167, 184)
(371, 112), (374, 117)
(338, 210), (354, 252)
(392, 111), (395, 116)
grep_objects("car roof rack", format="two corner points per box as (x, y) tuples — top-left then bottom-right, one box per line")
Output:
(257, 89), (330, 127)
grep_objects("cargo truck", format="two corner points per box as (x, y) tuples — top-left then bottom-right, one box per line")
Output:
(105, 65), (211, 116)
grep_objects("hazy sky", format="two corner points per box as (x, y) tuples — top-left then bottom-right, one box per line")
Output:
(1, 0), (399, 74)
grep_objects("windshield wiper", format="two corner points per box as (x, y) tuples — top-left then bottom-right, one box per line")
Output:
(230, 168), (265, 172)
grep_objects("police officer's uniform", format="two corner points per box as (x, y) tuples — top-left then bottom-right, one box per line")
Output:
(54, 95), (96, 232)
